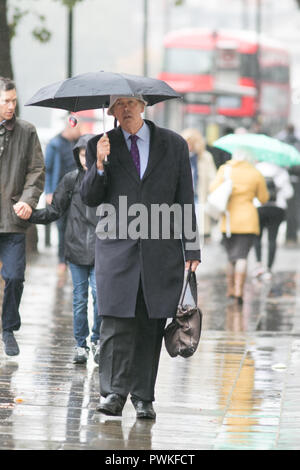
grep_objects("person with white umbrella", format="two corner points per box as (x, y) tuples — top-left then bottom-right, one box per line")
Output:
(253, 161), (294, 279)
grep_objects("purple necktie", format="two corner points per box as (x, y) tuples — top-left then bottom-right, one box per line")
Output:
(129, 134), (140, 177)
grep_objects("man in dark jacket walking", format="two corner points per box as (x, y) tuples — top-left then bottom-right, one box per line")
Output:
(0, 77), (45, 356)
(81, 95), (201, 419)
(19, 135), (101, 365)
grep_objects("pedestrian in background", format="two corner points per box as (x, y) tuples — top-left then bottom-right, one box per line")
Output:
(0, 77), (45, 356)
(207, 126), (233, 169)
(181, 128), (216, 240)
(45, 119), (82, 275)
(18, 134), (101, 365)
(81, 95), (200, 419)
(277, 124), (300, 246)
(253, 161), (294, 279)
(209, 148), (269, 304)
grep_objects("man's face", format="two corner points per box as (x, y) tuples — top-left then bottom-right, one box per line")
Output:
(0, 89), (17, 122)
(112, 98), (144, 130)
(70, 123), (82, 140)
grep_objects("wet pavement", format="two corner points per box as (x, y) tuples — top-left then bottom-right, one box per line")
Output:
(0, 230), (300, 451)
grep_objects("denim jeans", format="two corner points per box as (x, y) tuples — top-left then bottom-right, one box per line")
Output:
(0, 233), (26, 332)
(69, 263), (101, 348)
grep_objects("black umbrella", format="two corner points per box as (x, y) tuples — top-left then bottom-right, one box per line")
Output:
(26, 71), (181, 163)
(25, 70), (181, 113)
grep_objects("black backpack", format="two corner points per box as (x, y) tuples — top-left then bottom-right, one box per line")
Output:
(265, 176), (277, 203)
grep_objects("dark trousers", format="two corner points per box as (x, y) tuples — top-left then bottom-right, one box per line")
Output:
(254, 206), (285, 269)
(0, 233), (26, 332)
(99, 283), (166, 402)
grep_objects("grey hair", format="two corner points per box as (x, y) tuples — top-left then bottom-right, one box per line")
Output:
(0, 77), (16, 93)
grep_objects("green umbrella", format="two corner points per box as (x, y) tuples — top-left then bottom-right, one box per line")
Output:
(213, 133), (300, 167)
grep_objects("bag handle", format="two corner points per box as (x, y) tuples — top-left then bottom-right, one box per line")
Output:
(179, 265), (198, 307)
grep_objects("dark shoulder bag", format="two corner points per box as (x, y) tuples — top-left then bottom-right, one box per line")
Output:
(164, 268), (203, 358)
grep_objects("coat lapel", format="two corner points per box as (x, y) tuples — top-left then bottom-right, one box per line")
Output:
(108, 121), (167, 184)
(142, 121), (167, 182)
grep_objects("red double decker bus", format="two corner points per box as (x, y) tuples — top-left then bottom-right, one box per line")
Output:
(157, 28), (291, 136)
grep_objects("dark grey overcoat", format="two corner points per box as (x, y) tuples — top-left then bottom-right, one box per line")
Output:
(80, 119), (201, 319)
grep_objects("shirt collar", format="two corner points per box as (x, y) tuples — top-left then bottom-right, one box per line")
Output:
(122, 121), (149, 142)
(1, 115), (16, 131)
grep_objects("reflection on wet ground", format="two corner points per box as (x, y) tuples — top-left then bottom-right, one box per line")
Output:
(0, 241), (300, 450)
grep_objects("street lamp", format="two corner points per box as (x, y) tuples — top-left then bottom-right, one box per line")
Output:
(242, 0), (249, 29)
(255, 0), (261, 119)
(143, 0), (148, 77)
(67, 6), (73, 77)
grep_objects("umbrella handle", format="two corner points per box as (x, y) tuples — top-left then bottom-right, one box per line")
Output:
(102, 106), (108, 164)
(102, 105), (106, 134)
(102, 105), (110, 166)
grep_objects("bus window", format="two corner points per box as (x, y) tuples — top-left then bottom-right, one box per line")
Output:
(240, 53), (258, 79)
(164, 48), (213, 75)
(260, 65), (290, 83)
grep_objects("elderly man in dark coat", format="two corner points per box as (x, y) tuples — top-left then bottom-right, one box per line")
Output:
(81, 95), (201, 419)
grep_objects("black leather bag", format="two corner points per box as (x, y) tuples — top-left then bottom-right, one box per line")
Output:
(164, 268), (202, 358)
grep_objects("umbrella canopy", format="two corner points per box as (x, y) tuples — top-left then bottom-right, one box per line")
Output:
(213, 133), (300, 167)
(25, 71), (181, 112)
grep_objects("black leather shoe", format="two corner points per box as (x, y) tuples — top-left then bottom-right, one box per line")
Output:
(96, 393), (126, 416)
(131, 397), (156, 420)
(2, 331), (20, 356)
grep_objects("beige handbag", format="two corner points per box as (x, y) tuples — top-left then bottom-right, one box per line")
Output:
(205, 165), (232, 237)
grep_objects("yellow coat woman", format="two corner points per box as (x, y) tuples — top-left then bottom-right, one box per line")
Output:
(210, 159), (269, 235)
(209, 151), (269, 304)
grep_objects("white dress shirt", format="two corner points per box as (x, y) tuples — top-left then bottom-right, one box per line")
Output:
(97, 121), (150, 178)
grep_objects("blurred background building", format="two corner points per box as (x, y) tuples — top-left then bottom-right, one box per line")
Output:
(6, 0), (300, 140)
